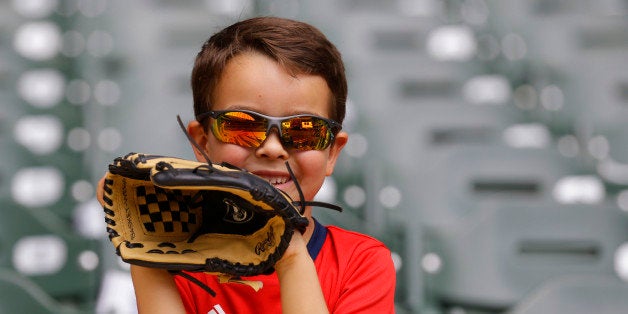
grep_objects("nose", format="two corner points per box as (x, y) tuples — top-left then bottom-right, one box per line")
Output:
(255, 130), (289, 160)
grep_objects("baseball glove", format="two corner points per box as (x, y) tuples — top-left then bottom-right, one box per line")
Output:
(102, 152), (320, 278)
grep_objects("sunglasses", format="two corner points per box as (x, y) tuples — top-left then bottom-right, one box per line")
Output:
(196, 110), (342, 151)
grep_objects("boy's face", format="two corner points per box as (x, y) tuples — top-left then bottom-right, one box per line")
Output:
(188, 52), (348, 210)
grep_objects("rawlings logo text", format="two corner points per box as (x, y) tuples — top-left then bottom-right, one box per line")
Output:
(255, 226), (275, 255)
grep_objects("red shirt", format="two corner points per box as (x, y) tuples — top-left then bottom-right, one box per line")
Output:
(175, 220), (396, 313)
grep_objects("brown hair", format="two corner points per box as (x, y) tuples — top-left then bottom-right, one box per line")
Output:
(191, 16), (347, 123)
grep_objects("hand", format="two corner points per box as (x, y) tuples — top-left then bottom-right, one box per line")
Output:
(274, 230), (309, 273)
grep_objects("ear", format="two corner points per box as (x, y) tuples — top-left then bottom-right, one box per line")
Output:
(187, 120), (210, 162)
(325, 131), (348, 176)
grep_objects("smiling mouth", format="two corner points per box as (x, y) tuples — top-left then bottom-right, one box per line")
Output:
(258, 175), (291, 186)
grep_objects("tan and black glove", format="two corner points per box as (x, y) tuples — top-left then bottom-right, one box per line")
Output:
(102, 152), (313, 277)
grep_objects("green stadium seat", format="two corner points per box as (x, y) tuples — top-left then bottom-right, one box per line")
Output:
(0, 268), (82, 314)
(411, 146), (587, 226)
(422, 200), (628, 312)
(0, 201), (101, 309)
(508, 274), (628, 314)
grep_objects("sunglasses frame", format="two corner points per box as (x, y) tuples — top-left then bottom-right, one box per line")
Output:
(196, 109), (342, 150)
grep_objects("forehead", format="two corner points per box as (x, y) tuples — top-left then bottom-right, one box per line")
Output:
(212, 52), (333, 118)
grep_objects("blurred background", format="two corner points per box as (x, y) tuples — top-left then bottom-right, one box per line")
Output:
(1, 0), (628, 313)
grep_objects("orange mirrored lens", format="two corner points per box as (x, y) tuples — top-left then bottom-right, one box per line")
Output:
(280, 117), (331, 150)
(211, 112), (267, 147)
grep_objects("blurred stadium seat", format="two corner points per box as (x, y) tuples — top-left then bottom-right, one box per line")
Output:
(413, 145), (588, 224)
(508, 274), (628, 314)
(422, 201), (628, 312)
(0, 268), (82, 314)
(0, 201), (101, 311)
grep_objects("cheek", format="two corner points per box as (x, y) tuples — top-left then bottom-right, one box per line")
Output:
(293, 152), (329, 199)
(204, 137), (250, 167)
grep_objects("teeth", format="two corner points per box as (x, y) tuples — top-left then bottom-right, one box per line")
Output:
(263, 176), (288, 185)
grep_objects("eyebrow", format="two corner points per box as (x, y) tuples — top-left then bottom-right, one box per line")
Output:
(217, 105), (327, 118)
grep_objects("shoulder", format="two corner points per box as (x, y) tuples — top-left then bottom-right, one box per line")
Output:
(315, 225), (397, 312)
(325, 225), (388, 249)
(321, 225), (393, 265)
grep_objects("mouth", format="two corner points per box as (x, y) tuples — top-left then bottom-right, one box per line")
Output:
(253, 172), (293, 187)
(262, 175), (291, 186)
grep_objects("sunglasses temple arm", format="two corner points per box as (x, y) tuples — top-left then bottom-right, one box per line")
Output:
(177, 115), (214, 165)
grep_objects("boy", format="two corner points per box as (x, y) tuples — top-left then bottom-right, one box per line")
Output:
(99, 16), (396, 313)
